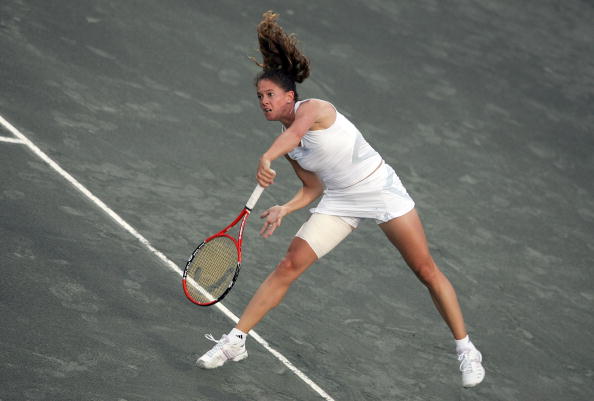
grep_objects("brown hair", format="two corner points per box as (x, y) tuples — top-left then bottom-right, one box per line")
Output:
(252, 11), (310, 100)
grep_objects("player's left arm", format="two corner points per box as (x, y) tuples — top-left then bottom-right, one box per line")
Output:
(281, 157), (323, 214)
(259, 155), (323, 238)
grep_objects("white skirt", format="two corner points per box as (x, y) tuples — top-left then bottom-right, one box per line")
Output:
(310, 162), (415, 228)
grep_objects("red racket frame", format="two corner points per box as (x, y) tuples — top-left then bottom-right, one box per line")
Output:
(182, 206), (252, 306)
(182, 184), (264, 306)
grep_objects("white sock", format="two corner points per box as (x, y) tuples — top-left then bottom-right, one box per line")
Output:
(229, 328), (247, 343)
(455, 335), (477, 355)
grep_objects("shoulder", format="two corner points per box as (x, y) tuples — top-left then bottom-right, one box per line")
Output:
(294, 99), (337, 131)
(296, 99), (335, 113)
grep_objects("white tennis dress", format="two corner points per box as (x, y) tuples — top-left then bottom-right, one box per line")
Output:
(287, 99), (415, 228)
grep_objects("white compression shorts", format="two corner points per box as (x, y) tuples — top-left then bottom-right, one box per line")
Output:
(295, 213), (356, 259)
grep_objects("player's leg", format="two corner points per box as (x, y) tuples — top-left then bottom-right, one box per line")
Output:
(379, 208), (485, 387)
(196, 237), (317, 369)
(236, 236), (318, 333)
(236, 213), (356, 333)
(197, 213), (354, 369)
(379, 208), (466, 337)
(196, 237), (316, 369)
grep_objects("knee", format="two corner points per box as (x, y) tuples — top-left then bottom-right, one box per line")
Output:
(273, 254), (303, 283)
(409, 257), (440, 287)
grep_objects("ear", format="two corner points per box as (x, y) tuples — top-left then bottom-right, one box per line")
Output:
(286, 90), (295, 103)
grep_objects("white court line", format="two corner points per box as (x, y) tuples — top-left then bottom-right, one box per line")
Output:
(0, 136), (24, 144)
(0, 114), (336, 401)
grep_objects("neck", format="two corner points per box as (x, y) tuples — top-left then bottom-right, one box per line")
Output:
(279, 101), (296, 128)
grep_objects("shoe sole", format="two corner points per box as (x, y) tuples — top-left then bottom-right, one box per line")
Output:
(463, 368), (485, 388)
(196, 351), (248, 369)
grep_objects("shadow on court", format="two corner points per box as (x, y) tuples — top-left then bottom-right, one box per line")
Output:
(1, 1), (593, 400)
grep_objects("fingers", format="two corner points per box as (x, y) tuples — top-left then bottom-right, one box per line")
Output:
(259, 215), (279, 235)
(260, 219), (280, 238)
(259, 212), (283, 238)
(257, 158), (276, 187)
(259, 205), (286, 237)
(257, 176), (273, 188)
(257, 168), (276, 187)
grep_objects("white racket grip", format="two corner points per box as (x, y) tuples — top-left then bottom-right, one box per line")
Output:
(246, 184), (265, 210)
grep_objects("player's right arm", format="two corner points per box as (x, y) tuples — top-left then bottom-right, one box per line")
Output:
(259, 157), (323, 238)
(256, 100), (332, 187)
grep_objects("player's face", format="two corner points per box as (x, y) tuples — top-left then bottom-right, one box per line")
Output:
(256, 79), (294, 121)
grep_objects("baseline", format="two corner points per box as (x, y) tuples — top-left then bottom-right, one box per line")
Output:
(0, 136), (24, 144)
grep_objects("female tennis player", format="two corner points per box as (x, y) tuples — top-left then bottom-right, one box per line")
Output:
(197, 11), (485, 388)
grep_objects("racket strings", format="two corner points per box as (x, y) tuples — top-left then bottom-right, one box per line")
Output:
(186, 236), (238, 303)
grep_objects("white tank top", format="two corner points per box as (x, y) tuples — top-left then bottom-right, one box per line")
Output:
(287, 99), (383, 189)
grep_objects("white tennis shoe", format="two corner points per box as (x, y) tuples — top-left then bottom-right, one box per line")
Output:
(458, 349), (485, 387)
(196, 334), (248, 369)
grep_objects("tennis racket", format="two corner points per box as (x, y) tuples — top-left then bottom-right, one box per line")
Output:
(182, 184), (265, 306)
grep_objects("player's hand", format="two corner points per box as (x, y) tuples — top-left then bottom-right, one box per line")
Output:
(257, 157), (276, 187)
(260, 205), (287, 238)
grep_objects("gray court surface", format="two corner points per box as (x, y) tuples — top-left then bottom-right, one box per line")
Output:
(1, 1), (593, 400)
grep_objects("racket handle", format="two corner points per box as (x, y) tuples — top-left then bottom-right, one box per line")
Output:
(246, 184), (265, 210)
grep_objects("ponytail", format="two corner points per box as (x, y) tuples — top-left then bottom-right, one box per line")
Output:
(252, 11), (310, 100)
